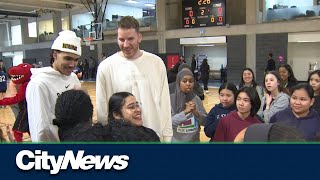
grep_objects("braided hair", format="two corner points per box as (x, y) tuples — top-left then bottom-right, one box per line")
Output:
(53, 89), (93, 130)
(0, 128), (5, 142)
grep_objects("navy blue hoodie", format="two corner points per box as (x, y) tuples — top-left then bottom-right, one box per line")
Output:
(204, 103), (236, 140)
(270, 107), (320, 141)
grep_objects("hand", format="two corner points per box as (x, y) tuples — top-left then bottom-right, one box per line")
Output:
(184, 102), (193, 114)
(265, 94), (273, 107)
(187, 101), (197, 114)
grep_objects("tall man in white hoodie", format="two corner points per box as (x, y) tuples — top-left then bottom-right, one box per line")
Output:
(96, 16), (173, 142)
(26, 30), (82, 142)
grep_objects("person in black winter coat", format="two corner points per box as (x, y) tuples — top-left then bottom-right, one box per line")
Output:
(265, 53), (275, 73)
(191, 54), (198, 80)
(200, 58), (210, 91)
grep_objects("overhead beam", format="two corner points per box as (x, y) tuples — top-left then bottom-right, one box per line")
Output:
(0, 6), (37, 13)
(41, 0), (83, 6)
(0, 0), (70, 11)
(0, 10), (38, 17)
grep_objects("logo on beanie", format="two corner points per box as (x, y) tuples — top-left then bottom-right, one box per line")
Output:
(62, 43), (77, 51)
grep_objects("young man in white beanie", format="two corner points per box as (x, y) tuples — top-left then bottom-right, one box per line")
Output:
(26, 30), (82, 142)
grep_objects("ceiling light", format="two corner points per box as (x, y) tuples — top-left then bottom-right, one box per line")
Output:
(197, 44), (215, 47)
(144, 3), (155, 7)
(126, 0), (139, 3)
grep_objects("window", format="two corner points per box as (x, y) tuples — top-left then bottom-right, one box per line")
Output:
(11, 25), (22, 45)
(28, 22), (37, 37)
(263, 0), (320, 22)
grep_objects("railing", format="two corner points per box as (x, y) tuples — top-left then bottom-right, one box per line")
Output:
(103, 16), (157, 31)
(264, 5), (320, 22)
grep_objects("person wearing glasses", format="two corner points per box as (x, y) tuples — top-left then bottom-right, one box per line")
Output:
(107, 92), (160, 142)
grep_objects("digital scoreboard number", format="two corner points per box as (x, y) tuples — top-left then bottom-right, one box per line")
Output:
(182, 0), (226, 28)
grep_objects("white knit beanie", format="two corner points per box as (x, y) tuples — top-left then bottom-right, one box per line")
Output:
(51, 30), (82, 56)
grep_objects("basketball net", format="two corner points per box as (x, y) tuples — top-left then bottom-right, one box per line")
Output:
(84, 37), (94, 46)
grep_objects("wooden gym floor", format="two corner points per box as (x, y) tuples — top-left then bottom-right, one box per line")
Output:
(0, 82), (219, 142)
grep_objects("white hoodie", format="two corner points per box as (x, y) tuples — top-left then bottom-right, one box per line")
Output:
(26, 67), (81, 142)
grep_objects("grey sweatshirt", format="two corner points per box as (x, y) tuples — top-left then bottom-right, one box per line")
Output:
(171, 96), (207, 142)
(257, 92), (290, 123)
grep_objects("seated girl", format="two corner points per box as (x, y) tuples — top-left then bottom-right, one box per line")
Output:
(257, 71), (290, 123)
(308, 70), (320, 114)
(204, 83), (237, 141)
(238, 68), (264, 100)
(278, 64), (298, 93)
(270, 83), (320, 141)
(170, 69), (207, 142)
(213, 87), (262, 142)
(107, 92), (160, 142)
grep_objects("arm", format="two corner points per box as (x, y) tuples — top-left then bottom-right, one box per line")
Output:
(256, 86), (264, 101)
(263, 95), (289, 123)
(0, 82), (27, 105)
(26, 82), (55, 142)
(204, 108), (218, 138)
(194, 97), (207, 126)
(160, 64), (173, 142)
(212, 118), (226, 142)
(171, 110), (189, 126)
(96, 64), (110, 125)
(269, 113), (277, 123)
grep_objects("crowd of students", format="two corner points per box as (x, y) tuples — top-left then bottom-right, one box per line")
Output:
(204, 68), (320, 142)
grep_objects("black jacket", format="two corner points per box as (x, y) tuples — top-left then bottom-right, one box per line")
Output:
(265, 58), (276, 72)
(107, 119), (160, 142)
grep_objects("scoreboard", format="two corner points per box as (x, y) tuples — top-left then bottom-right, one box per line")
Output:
(182, 0), (226, 28)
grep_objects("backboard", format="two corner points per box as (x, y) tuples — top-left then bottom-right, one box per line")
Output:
(82, 22), (103, 42)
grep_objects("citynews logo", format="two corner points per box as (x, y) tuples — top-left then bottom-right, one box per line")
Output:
(15, 150), (129, 174)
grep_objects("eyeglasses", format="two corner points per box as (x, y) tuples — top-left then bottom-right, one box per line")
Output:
(126, 102), (142, 112)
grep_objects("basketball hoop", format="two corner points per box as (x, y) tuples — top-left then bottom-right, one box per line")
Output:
(84, 37), (94, 46)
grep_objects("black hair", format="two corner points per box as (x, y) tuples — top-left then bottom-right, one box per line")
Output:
(53, 89), (93, 130)
(202, 58), (208, 66)
(50, 50), (62, 66)
(52, 90), (111, 142)
(268, 124), (305, 142)
(278, 64), (298, 83)
(291, 83), (314, 99)
(118, 16), (140, 32)
(108, 92), (134, 120)
(238, 68), (258, 88)
(236, 86), (261, 117)
(219, 83), (237, 95)
(244, 123), (305, 142)
(307, 70), (320, 82)
(268, 53), (273, 57)
(263, 71), (286, 93)
(0, 128), (5, 142)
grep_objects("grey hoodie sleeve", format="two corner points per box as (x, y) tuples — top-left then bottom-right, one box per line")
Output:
(171, 96), (207, 126)
(171, 109), (188, 126)
(262, 94), (290, 123)
(256, 85), (264, 100)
